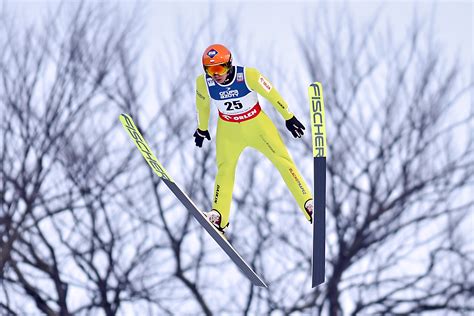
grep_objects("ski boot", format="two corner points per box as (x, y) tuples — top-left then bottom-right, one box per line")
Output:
(204, 209), (227, 237)
(304, 199), (314, 223)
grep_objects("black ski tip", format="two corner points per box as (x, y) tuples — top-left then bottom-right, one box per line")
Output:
(253, 277), (268, 288)
(252, 279), (268, 288)
(312, 278), (325, 288)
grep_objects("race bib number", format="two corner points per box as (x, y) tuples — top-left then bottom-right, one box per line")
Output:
(224, 100), (243, 111)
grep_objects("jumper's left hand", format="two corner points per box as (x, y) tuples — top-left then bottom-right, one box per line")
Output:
(285, 115), (305, 138)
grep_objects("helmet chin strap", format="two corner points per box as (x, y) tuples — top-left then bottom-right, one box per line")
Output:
(222, 66), (235, 84)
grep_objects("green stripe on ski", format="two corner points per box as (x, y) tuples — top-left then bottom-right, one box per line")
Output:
(119, 113), (174, 182)
(308, 82), (327, 158)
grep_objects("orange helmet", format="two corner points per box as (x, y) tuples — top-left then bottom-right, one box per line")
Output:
(202, 44), (232, 76)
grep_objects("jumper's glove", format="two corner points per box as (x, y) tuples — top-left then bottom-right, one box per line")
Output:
(193, 129), (211, 147)
(285, 115), (305, 138)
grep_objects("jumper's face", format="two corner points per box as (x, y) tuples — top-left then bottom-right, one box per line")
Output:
(205, 63), (231, 84)
(212, 72), (229, 84)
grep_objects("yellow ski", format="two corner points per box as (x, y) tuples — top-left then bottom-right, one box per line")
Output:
(119, 114), (173, 182)
(308, 82), (327, 287)
(119, 113), (267, 288)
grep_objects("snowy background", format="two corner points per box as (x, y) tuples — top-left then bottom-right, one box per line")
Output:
(1, 0), (473, 315)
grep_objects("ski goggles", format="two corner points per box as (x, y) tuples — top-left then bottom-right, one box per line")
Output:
(204, 63), (231, 76)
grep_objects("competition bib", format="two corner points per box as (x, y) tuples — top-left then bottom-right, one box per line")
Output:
(205, 66), (260, 122)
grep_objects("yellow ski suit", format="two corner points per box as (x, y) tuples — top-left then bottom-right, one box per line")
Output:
(195, 66), (312, 229)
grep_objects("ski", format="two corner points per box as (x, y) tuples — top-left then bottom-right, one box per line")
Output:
(308, 82), (327, 287)
(119, 113), (267, 288)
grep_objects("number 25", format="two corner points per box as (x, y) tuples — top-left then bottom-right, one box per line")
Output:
(225, 100), (243, 111)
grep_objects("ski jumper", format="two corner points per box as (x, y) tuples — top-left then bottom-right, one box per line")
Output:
(195, 66), (312, 229)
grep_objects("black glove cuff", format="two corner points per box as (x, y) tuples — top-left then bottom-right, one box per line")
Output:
(196, 129), (208, 138)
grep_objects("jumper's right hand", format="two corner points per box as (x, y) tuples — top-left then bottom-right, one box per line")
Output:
(193, 129), (211, 147)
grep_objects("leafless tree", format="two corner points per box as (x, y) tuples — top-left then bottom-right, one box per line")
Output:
(2, 2), (472, 316)
(1, 2), (255, 315)
(278, 6), (473, 315)
(0, 2), (170, 315)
